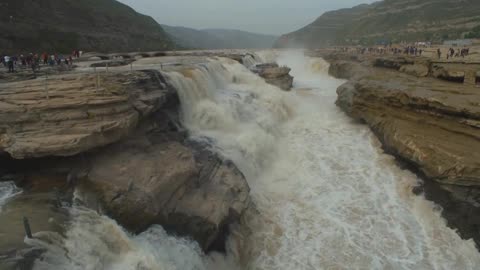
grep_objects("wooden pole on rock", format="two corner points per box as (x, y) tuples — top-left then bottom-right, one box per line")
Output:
(23, 217), (32, 239)
(44, 71), (49, 100)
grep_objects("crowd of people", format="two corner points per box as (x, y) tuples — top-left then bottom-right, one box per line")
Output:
(335, 43), (473, 60)
(436, 47), (470, 59)
(337, 44), (426, 56)
(401, 46), (424, 56)
(446, 47), (470, 59)
(1, 50), (82, 73)
(357, 45), (426, 56)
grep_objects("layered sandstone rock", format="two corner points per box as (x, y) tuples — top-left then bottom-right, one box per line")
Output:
(431, 64), (467, 82)
(0, 70), (172, 159)
(333, 60), (480, 186)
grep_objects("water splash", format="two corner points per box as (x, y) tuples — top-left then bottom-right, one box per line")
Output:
(27, 207), (214, 270)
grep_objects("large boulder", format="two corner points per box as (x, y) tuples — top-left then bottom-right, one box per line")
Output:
(329, 60), (367, 79)
(87, 140), (196, 231)
(86, 137), (250, 251)
(399, 64), (429, 77)
(251, 63), (294, 90)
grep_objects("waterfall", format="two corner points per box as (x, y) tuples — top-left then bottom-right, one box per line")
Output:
(165, 57), (293, 176)
(242, 54), (257, 68)
(13, 51), (480, 270)
(165, 52), (480, 269)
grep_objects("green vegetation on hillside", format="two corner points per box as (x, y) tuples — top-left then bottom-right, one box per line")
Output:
(0, 0), (175, 53)
(161, 25), (229, 50)
(162, 25), (278, 49)
(276, 0), (480, 48)
(465, 26), (480, 39)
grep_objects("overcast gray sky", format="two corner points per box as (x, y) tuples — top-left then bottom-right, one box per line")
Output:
(117, 0), (377, 35)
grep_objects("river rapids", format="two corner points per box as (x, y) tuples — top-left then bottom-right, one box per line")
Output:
(1, 51), (479, 270)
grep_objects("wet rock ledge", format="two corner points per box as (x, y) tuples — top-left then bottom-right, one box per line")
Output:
(250, 63), (294, 90)
(0, 64), (250, 253)
(322, 52), (480, 247)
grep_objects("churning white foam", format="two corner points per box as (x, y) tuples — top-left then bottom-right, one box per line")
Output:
(20, 51), (480, 270)
(167, 51), (480, 269)
(0, 181), (21, 213)
(27, 207), (229, 270)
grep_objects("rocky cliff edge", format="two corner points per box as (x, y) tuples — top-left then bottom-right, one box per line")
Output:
(0, 58), (251, 253)
(322, 51), (480, 246)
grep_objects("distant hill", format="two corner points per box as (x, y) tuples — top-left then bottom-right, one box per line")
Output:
(204, 29), (278, 49)
(163, 25), (278, 49)
(0, 0), (175, 54)
(274, 4), (372, 48)
(275, 0), (480, 48)
(161, 25), (229, 49)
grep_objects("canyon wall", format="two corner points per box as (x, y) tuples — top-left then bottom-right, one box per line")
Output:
(323, 52), (480, 246)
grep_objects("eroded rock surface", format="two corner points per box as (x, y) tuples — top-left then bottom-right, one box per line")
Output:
(251, 63), (294, 90)
(85, 133), (250, 251)
(399, 64), (429, 77)
(333, 60), (480, 186)
(431, 64), (466, 82)
(0, 57), (253, 254)
(327, 53), (480, 246)
(0, 70), (172, 159)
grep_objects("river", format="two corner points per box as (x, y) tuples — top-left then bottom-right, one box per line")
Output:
(2, 51), (479, 269)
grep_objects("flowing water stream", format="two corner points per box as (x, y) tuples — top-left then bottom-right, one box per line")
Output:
(3, 51), (480, 269)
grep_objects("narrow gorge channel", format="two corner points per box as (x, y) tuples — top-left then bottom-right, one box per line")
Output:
(1, 51), (479, 270)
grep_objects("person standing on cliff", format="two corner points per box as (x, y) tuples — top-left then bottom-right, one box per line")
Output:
(3, 55), (9, 70)
(31, 57), (38, 72)
(42, 53), (48, 65)
(437, 48), (441, 59)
